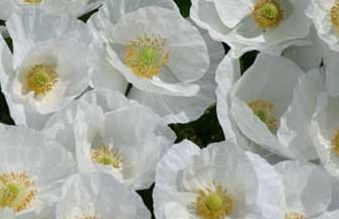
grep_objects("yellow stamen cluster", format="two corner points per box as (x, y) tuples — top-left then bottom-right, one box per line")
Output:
(24, 0), (42, 4)
(196, 185), (234, 219)
(25, 64), (58, 97)
(248, 99), (278, 132)
(331, 1), (339, 32)
(125, 35), (169, 79)
(0, 171), (37, 213)
(253, 0), (284, 29)
(331, 130), (339, 156)
(285, 212), (304, 219)
(75, 214), (100, 219)
(91, 145), (122, 169)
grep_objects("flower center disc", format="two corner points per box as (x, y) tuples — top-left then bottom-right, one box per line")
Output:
(285, 212), (305, 219)
(248, 99), (278, 132)
(91, 145), (122, 169)
(75, 214), (100, 219)
(24, 0), (42, 4)
(331, 130), (339, 156)
(196, 185), (234, 219)
(25, 64), (58, 97)
(125, 35), (169, 79)
(253, 0), (284, 29)
(0, 172), (37, 213)
(331, 1), (339, 32)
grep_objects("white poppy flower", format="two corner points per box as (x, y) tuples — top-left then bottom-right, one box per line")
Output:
(88, 0), (219, 123)
(0, 0), (102, 20)
(309, 92), (339, 179)
(0, 9), (93, 130)
(275, 161), (332, 219)
(306, 0), (339, 52)
(191, 0), (311, 57)
(127, 26), (224, 124)
(43, 89), (176, 190)
(216, 53), (325, 160)
(56, 172), (150, 219)
(0, 125), (76, 216)
(153, 140), (285, 219)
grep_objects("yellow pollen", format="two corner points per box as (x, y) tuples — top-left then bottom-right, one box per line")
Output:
(91, 145), (122, 169)
(248, 99), (278, 132)
(285, 212), (305, 219)
(0, 171), (37, 213)
(253, 0), (284, 29)
(331, 1), (339, 32)
(24, 0), (42, 4)
(331, 130), (339, 156)
(25, 64), (58, 97)
(196, 185), (234, 219)
(125, 35), (169, 79)
(75, 214), (100, 219)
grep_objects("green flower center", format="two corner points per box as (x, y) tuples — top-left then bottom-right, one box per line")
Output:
(25, 64), (58, 97)
(0, 172), (37, 213)
(196, 185), (234, 219)
(138, 47), (158, 67)
(285, 212), (305, 219)
(75, 214), (100, 219)
(205, 193), (224, 211)
(253, 0), (284, 29)
(125, 35), (169, 79)
(248, 99), (278, 132)
(91, 145), (122, 169)
(261, 3), (279, 19)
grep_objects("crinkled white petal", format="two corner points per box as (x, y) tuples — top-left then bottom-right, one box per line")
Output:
(0, 30), (26, 126)
(56, 172), (150, 219)
(283, 27), (324, 72)
(277, 68), (325, 160)
(215, 52), (250, 146)
(306, 0), (339, 52)
(310, 93), (339, 178)
(0, 0), (102, 20)
(323, 47), (339, 96)
(42, 0), (103, 17)
(275, 161), (332, 217)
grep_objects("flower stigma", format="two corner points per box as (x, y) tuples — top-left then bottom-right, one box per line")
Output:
(285, 212), (305, 219)
(253, 0), (284, 29)
(196, 184), (234, 219)
(248, 99), (278, 132)
(125, 35), (169, 79)
(91, 145), (122, 169)
(0, 171), (37, 213)
(75, 214), (100, 219)
(25, 64), (58, 97)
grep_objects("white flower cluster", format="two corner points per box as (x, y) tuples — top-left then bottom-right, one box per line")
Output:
(0, 0), (338, 218)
